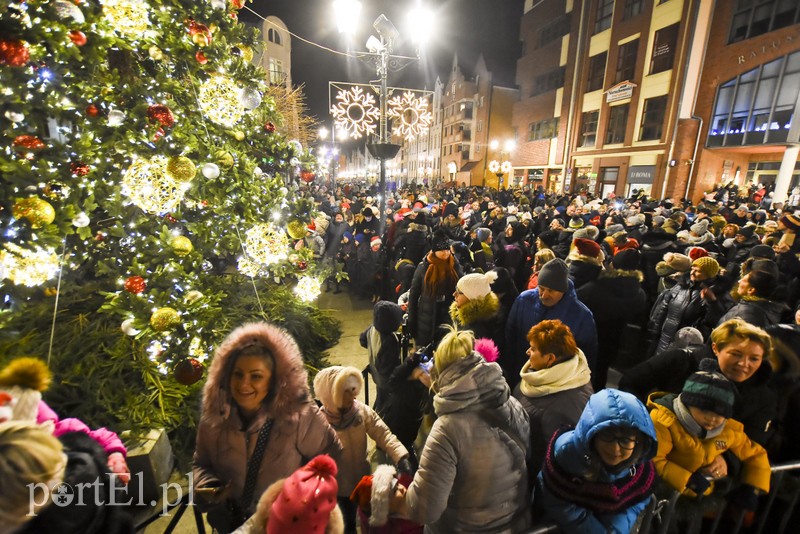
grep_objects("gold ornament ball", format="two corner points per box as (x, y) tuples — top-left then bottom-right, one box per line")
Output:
(148, 46), (163, 60)
(171, 235), (193, 256)
(12, 197), (56, 228)
(239, 45), (253, 62)
(215, 151), (235, 169)
(185, 290), (204, 304)
(166, 156), (197, 183)
(192, 33), (209, 47)
(150, 307), (181, 331)
(286, 219), (307, 240)
(233, 131), (245, 141)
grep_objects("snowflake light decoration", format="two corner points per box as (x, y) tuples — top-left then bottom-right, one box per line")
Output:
(387, 91), (433, 141)
(330, 86), (380, 139)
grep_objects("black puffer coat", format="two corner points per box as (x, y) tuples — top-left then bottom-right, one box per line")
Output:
(717, 296), (789, 327)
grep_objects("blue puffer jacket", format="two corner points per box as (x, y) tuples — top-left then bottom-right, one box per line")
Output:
(505, 280), (598, 390)
(537, 389), (658, 534)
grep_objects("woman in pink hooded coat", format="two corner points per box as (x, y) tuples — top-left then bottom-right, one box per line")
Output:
(193, 323), (342, 532)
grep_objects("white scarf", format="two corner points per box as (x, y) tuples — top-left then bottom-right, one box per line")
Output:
(518, 349), (592, 398)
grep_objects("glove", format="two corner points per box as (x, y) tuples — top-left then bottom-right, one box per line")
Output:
(107, 452), (130, 485)
(396, 456), (413, 477)
(686, 470), (711, 495)
(728, 484), (759, 511)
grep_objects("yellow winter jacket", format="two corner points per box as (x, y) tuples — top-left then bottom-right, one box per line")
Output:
(647, 393), (771, 497)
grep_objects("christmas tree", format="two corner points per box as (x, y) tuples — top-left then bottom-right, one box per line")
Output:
(0, 0), (340, 453)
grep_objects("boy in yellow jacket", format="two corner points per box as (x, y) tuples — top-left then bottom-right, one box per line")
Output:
(647, 361), (770, 512)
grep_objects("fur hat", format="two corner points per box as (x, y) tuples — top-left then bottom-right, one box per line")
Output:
(780, 213), (800, 231)
(680, 364), (736, 419)
(766, 324), (800, 378)
(266, 455), (341, 534)
(0, 357), (51, 422)
(674, 327), (704, 348)
(569, 216), (585, 229)
(372, 301), (403, 334)
(456, 271), (499, 301)
(538, 258), (569, 293)
(571, 238), (603, 261)
(476, 227), (491, 243)
(313, 365), (363, 411)
(431, 229), (451, 252)
(692, 256), (720, 278)
(690, 219), (710, 235)
(612, 249), (641, 270)
(612, 231), (628, 245)
(686, 246), (709, 261)
(662, 252), (692, 272)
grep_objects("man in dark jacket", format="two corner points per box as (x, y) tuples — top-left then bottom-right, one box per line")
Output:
(506, 258), (598, 391)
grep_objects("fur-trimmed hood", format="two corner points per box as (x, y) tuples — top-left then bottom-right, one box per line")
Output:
(201, 322), (311, 427)
(313, 366), (364, 411)
(598, 267), (644, 282)
(449, 292), (500, 327)
(407, 222), (428, 233)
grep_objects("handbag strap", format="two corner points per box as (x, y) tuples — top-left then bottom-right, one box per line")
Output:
(240, 419), (274, 510)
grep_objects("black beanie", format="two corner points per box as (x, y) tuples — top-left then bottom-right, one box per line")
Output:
(680, 362), (736, 418)
(749, 244), (775, 260)
(443, 202), (459, 219)
(537, 230), (559, 248)
(373, 301), (404, 334)
(612, 249), (641, 270)
(537, 258), (569, 293)
(431, 229), (451, 252)
(736, 225), (756, 239)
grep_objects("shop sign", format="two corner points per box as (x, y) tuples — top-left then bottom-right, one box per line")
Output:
(606, 81), (637, 103)
(628, 165), (656, 184)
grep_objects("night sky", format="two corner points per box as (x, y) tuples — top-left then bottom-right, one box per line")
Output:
(243, 0), (524, 131)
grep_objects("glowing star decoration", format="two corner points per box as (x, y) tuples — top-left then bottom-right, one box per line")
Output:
(501, 161), (513, 175)
(330, 86), (380, 139)
(0, 243), (60, 287)
(102, 0), (150, 38)
(387, 91), (433, 141)
(122, 156), (190, 214)
(239, 223), (289, 274)
(294, 276), (321, 302)
(198, 76), (245, 127)
(488, 160), (500, 173)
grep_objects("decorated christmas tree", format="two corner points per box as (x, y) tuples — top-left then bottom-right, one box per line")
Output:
(0, 0), (340, 452)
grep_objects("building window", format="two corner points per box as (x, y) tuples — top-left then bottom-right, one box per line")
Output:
(580, 111), (600, 147)
(709, 49), (800, 147)
(650, 24), (679, 74)
(528, 118), (560, 141)
(268, 28), (282, 45)
(587, 52), (607, 92)
(594, 0), (614, 34)
(615, 39), (639, 83)
(606, 104), (629, 144)
(533, 66), (566, 95)
(729, 0), (800, 43)
(539, 14), (571, 47)
(623, 0), (644, 19)
(268, 58), (283, 85)
(639, 96), (668, 141)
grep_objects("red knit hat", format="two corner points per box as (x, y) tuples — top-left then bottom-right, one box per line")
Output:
(572, 238), (602, 259)
(686, 246), (708, 261)
(268, 455), (339, 534)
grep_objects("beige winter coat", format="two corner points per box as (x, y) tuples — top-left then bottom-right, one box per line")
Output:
(193, 323), (342, 514)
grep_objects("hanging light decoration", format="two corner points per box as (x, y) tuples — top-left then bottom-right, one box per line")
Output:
(102, 0), (150, 37)
(294, 275), (321, 302)
(239, 223), (289, 273)
(198, 75), (245, 127)
(0, 243), (60, 287)
(121, 156), (190, 214)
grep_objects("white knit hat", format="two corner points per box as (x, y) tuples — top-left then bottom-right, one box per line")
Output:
(456, 271), (499, 301)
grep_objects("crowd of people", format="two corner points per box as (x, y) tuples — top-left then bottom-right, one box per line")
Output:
(2, 180), (800, 533)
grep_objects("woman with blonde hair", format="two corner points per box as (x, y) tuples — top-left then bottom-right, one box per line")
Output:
(526, 248), (557, 290)
(391, 326), (531, 533)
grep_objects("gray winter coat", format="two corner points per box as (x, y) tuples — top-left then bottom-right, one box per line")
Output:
(406, 352), (531, 533)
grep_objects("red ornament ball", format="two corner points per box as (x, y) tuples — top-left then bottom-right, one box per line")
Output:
(124, 276), (147, 294)
(69, 30), (87, 46)
(174, 358), (204, 386)
(85, 104), (100, 117)
(300, 170), (315, 183)
(12, 135), (45, 151)
(264, 122), (276, 133)
(146, 104), (175, 127)
(231, 0), (245, 9)
(164, 214), (178, 223)
(0, 38), (30, 67)
(70, 161), (90, 176)
(195, 50), (208, 64)
(297, 260), (308, 271)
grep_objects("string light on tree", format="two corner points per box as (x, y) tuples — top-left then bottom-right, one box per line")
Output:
(121, 155), (191, 214)
(102, 0), (150, 37)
